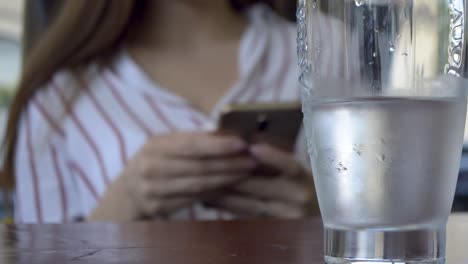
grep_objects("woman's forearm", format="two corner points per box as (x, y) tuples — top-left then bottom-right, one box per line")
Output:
(88, 174), (139, 222)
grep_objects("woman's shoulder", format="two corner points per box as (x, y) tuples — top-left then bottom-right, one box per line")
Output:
(248, 4), (297, 36)
(36, 63), (103, 104)
(245, 4), (299, 101)
(249, 4), (297, 65)
(23, 63), (103, 143)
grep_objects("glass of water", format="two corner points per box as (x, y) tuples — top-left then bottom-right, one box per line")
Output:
(297, 0), (467, 263)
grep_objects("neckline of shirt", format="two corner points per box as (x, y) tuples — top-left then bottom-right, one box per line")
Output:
(111, 4), (272, 123)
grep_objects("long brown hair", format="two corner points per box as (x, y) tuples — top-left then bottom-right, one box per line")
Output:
(1, 0), (280, 189)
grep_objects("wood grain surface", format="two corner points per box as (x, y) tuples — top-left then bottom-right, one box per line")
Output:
(0, 214), (466, 264)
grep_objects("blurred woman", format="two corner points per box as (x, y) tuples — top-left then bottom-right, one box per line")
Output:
(2, 0), (317, 223)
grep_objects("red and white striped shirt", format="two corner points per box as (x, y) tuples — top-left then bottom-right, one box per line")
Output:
(15, 5), (309, 223)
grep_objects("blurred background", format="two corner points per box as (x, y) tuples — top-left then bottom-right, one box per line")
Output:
(0, 0), (466, 220)
(0, 0), (22, 220)
(0, 0), (21, 138)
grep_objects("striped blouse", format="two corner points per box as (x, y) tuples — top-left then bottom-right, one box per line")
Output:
(15, 5), (309, 223)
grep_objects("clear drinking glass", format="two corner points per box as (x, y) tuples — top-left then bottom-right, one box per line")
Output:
(297, 0), (467, 263)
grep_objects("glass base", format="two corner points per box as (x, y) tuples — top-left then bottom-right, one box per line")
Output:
(325, 256), (445, 264)
(324, 227), (446, 264)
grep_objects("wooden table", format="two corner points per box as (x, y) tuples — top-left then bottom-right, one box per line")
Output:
(0, 214), (466, 264)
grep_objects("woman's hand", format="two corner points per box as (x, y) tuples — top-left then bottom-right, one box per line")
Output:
(122, 132), (256, 218)
(216, 144), (319, 219)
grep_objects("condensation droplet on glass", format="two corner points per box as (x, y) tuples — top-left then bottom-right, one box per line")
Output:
(312, 1), (317, 8)
(453, 27), (463, 40)
(378, 154), (386, 162)
(336, 162), (348, 173)
(354, 0), (363, 7)
(397, 34), (402, 40)
(402, 53), (408, 57)
(296, 8), (304, 17)
(389, 41), (395, 52)
(372, 52), (377, 58)
(449, 2), (455, 12)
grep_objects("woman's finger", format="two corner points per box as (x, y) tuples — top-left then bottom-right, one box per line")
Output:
(250, 144), (303, 176)
(140, 197), (194, 217)
(147, 156), (256, 178)
(144, 174), (247, 198)
(232, 177), (312, 204)
(216, 195), (304, 219)
(152, 133), (248, 159)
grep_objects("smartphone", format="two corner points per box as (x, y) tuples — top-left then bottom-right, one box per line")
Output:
(217, 102), (303, 151)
